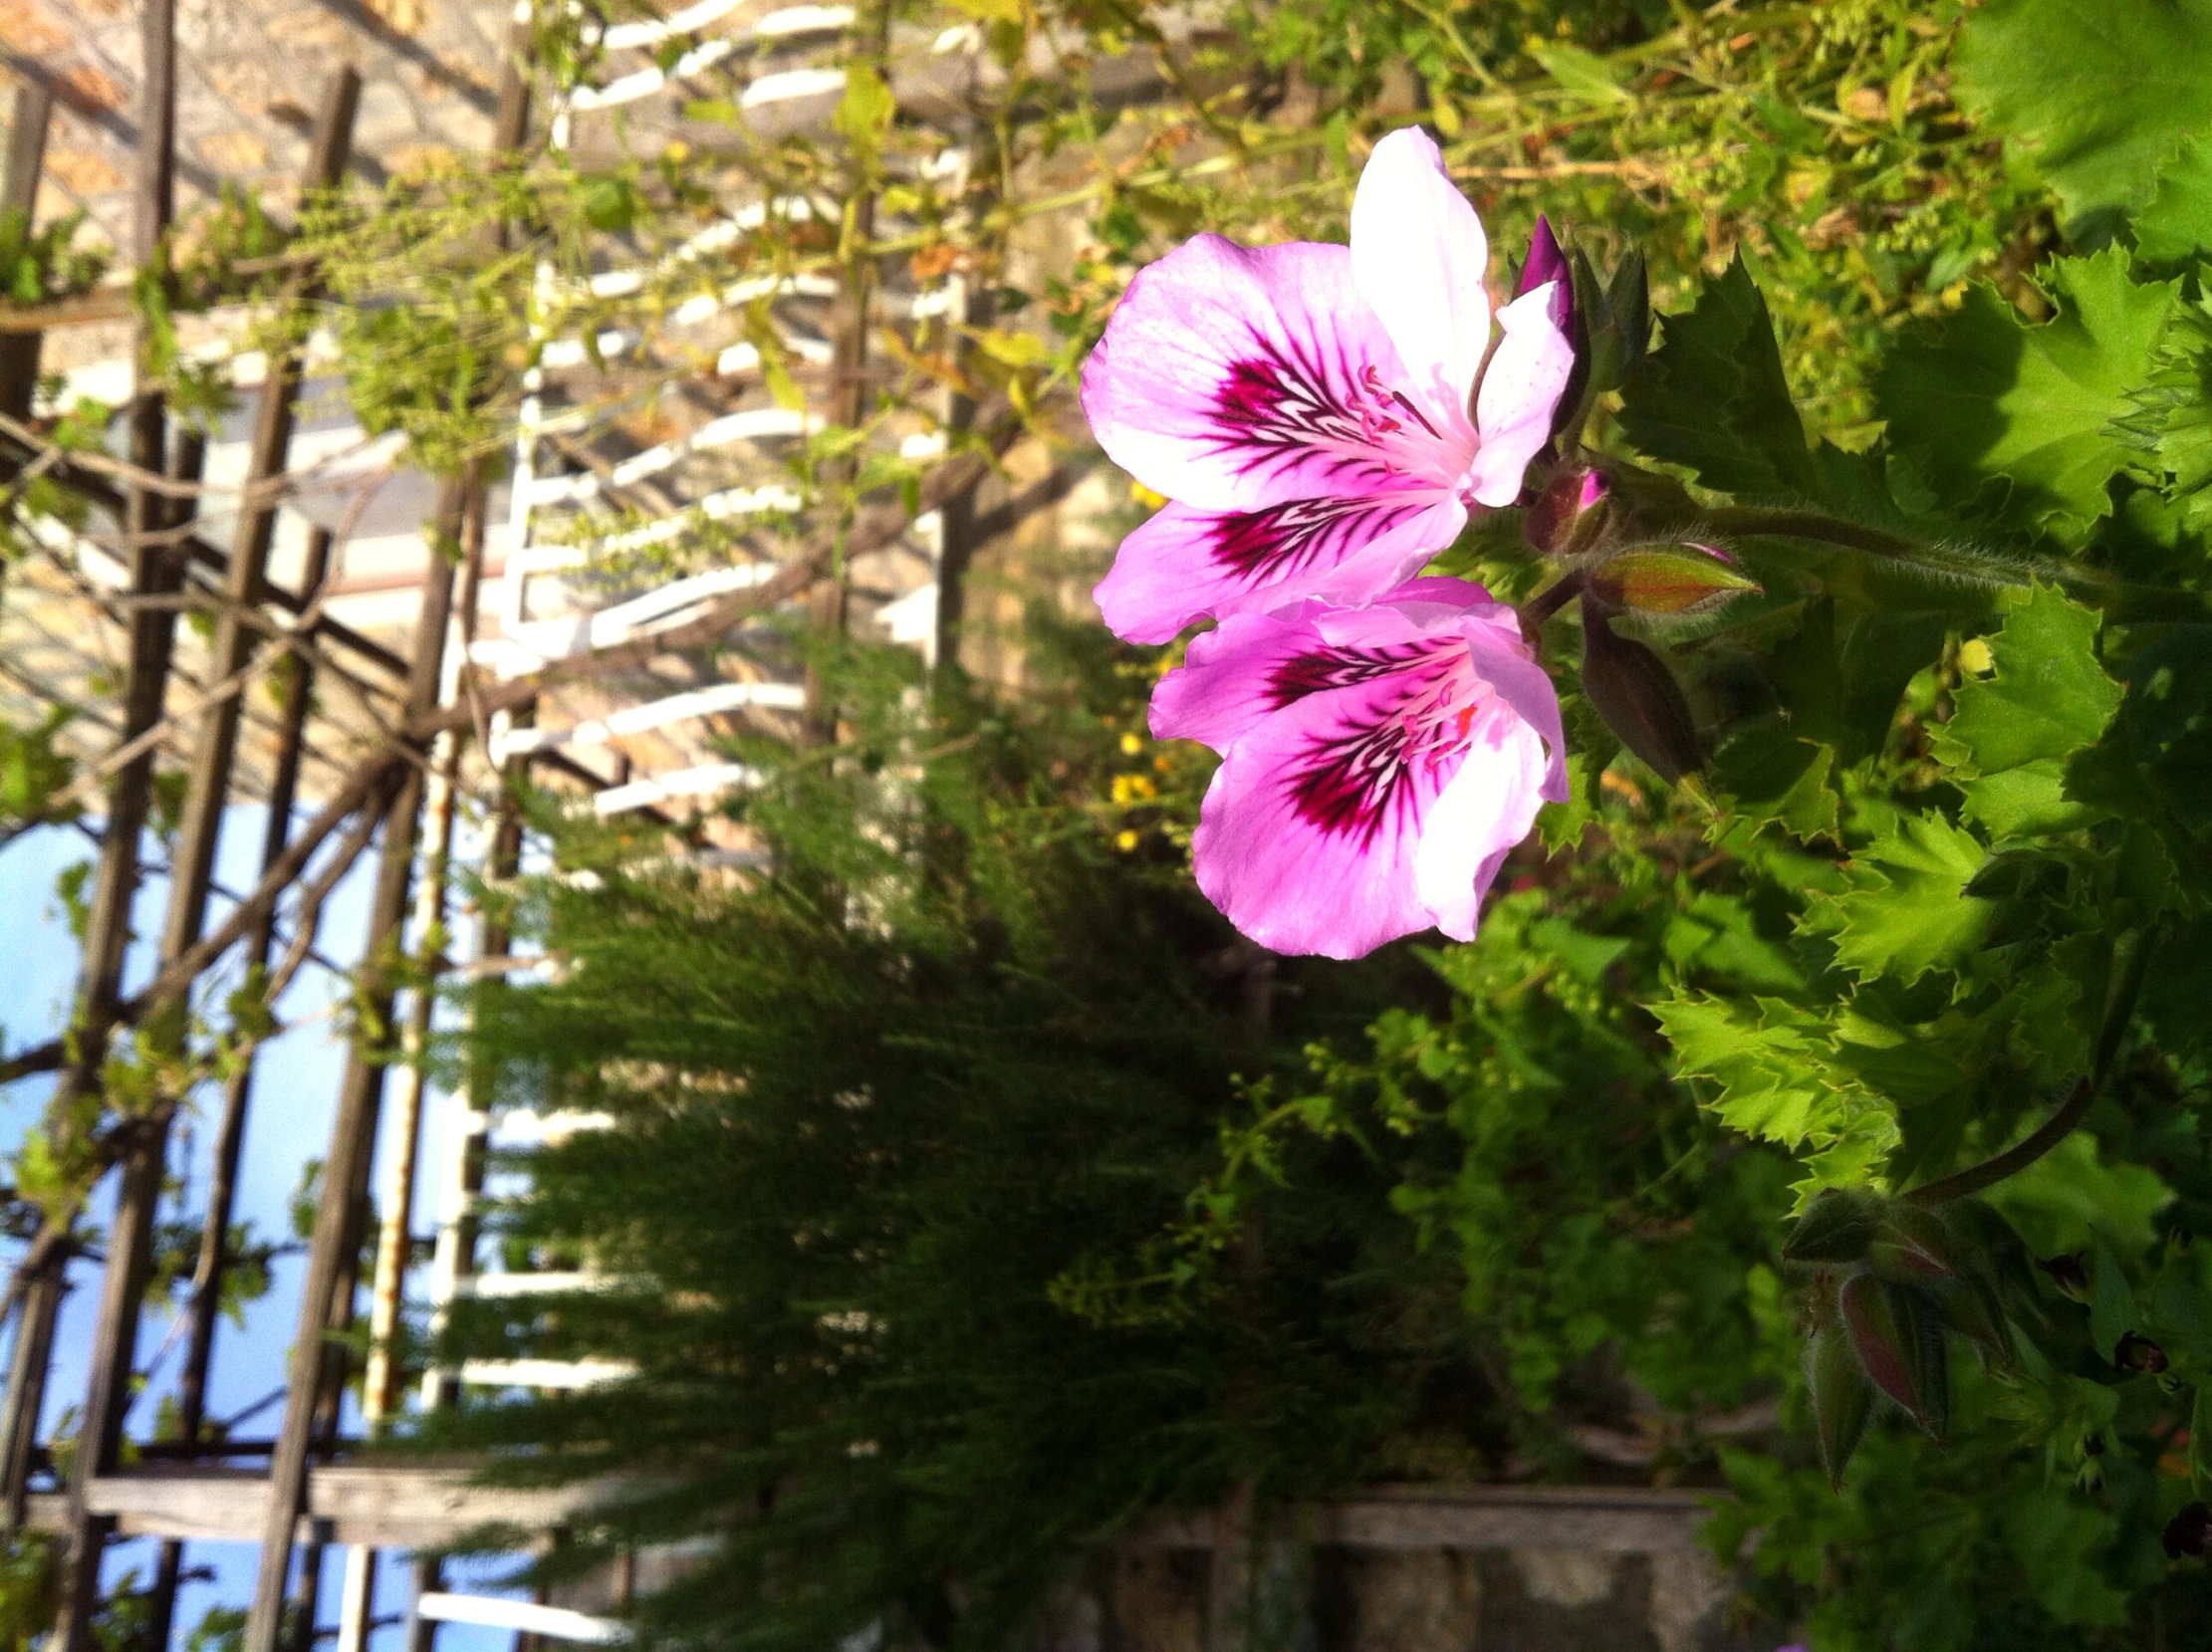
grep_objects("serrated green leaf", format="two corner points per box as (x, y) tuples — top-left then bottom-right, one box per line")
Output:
(1935, 588), (2124, 815)
(1711, 723), (1840, 842)
(1617, 253), (1814, 503)
(2001, 1488), (2130, 1628)
(1877, 251), (2178, 534)
(1653, 994), (1899, 1198)
(1812, 814), (1992, 988)
(1960, 761), (2102, 839)
(1955, 0), (2212, 232)
(2136, 133), (2212, 264)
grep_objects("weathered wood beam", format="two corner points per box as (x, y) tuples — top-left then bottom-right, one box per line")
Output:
(47, 4), (181, 1637)
(246, 483), (462, 1652)
(0, 79), (53, 422)
(134, 73), (362, 1652)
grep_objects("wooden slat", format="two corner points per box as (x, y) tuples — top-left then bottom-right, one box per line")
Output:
(23, 1465), (622, 1547)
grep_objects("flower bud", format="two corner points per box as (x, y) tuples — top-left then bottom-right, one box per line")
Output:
(1808, 1324), (1873, 1489)
(1517, 214), (1574, 333)
(1525, 466), (1609, 557)
(1588, 546), (1760, 617)
(1782, 1188), (1884, 1267)
(1868, 1205), (1955, 1283)
(2169, 1503), (2212, 1559)
(2116, 1331), (2170, 1374)
(1579, 613), (1704, 783)
(1841, 1273), (1949, 1438)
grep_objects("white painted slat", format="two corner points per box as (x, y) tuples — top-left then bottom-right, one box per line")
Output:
(500, 1108), (618, 1141)
(444, 1272), (627, 1299)
(571, 36), (737, 111)
(458, 1358), (639, 1390)
(597, 0), (743, 49)
(526, 409), (819, 507)
(741, 66), (850, 109)
(416, 1594), (627, 1645)
(594, 762), (763, 817)
(492, 681), (806, 761)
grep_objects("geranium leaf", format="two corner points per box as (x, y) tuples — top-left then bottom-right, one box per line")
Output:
(1935, 586), (2124, 776)
(1616, 252), (1815, 503)
(1955, 0), (2212, 233)
(1877, 251), (2178, 534)
(1809, 814), (1993, 989)
(2136, 133), (2212, 265)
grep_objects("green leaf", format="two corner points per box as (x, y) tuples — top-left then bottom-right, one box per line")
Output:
(1653, 994), (1900, 1198)
(2136, 132), (2212, 264)
(1616, 253), (1814, 503)
(1526, 40), (1631, 105)
(1939, 587), (2122, 771)
(834, 64), (896, 166)
(2088, 1233), (2136, 1366)
(1955, 0), (2212, 233)
(1877, 251), (2178, 534)
(1810, 814), (1992, 988)
(2001, 1489), (2129, 1628)
(1710, 723), (1840, 843)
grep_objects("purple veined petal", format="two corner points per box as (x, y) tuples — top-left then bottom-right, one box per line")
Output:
(1150, 595), (1467, 753)
(1460, 620), (1571, 803)
(1350, 127), (1491, 437)
(1148, 609), (1325, 753)
(1190, 671), (1467, 959)
(1081, 235), (1462, 515)
(1463, 283), (1579, 507)
(1516, 215), (1574, 335)
(1094, 490), (1462, 645)
(1410, 716), (1551, 940)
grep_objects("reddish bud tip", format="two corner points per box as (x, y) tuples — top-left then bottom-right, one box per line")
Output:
(1518, 215), (1573, 334)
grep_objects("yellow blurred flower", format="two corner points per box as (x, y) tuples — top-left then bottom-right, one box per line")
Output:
(1119, 731), (1143, 755)
(1130, 482), (1168, 509)
(1115, 829), (1140, 851)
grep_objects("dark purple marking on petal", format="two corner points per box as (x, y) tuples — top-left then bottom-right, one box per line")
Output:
(1281, 660), (1472, 845)
(1210, 495), (1427, 584)
(1208, 325), (1411, 491)
(1265, 640), (1448, 710)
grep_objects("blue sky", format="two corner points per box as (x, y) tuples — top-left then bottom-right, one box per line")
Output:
(0, 809), (527, 1652)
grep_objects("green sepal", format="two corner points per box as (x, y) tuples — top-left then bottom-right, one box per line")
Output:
(1868, 1204), (1957, 1284)
(1809, 1324), (1874, 1489)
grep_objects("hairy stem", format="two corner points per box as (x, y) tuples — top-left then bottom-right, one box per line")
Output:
(1903, 926), (2157, 1205)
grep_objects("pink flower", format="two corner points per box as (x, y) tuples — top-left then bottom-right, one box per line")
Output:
(1150, 578), (1568, 959)
(1083, 128), (1578, 645)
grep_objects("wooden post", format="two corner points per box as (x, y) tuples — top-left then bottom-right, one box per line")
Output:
(245, 484), (462, 1652)
(338, 466), (485, 1652)
(49, 431), (206, 1652)
(0, 78), (53, 423)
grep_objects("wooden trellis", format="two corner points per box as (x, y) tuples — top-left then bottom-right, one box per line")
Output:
(0, 1), (1023, 1647)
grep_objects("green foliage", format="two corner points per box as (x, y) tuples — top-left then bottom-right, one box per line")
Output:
(1878, 252), (2178, 534)
(1617, 252), (1812, 502)
(1953, 0), (2212, 234)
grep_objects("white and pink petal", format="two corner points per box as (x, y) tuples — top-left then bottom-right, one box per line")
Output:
(1350, 128), (1491, 441)
(1464, 284), (1579, 507)
(1190, 673), (1464, 959)
(1081, 235), (1462, 515)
